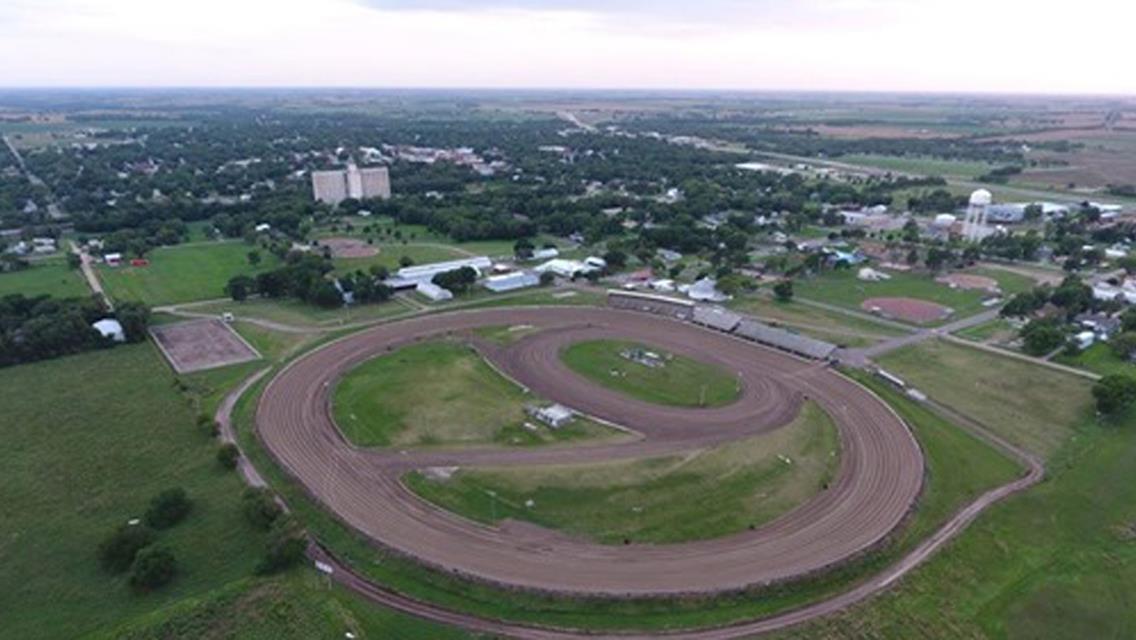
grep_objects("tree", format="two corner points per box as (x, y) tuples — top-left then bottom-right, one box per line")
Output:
(773, 279), (794, 302)
(129, 546), (177, 591)
(242, 487), (283, 531)
(398, 255), (414, 268)
(247, 250), (261, 266)
(925, 247), (951, 273)
(1093, 374), (1136, 415)
(513, 238), (534, 259)
(539, 271), (555, 287)
(216, 443), (240, 470)
(1020, 319), (1066, 356)
(1112, 332), (1136, 361)
(602, 250), (627, 271)
(225, 275), (255, 302)
(115, 302), (151, 343)
(431, 266), (478, 295)
(144, 488), (192, 529)
(97, 524), (156, 573)
(66, 252), (81, 270)
(310, 281), (343, 308)
(256, 515), (307, 574)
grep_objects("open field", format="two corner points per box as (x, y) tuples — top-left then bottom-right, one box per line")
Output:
(954, 318), (1018, 343)
(0, 344), (269, 639)
(189, 296), (415, 328)
(877, 340), (1094, 458)
(796, 268), (1032, 325)
(407, 402), (839, 544)
(333, 339), (620, 448)
(841, 153), (995, 179)
(1055, 342), (1135, 379)
(232, 357), (1019, 631)
(727, 295), (906, 346)
(561, 339), (742, 408)
(99, 242), (280, 306)
(0, 259), (89, 298)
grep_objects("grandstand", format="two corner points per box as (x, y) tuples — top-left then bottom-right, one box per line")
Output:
(693, 306), (742, 332)
(607, 290), (695, 321)
(734, 319), (837, 360)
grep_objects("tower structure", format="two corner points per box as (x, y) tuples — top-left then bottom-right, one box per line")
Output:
(963, 189), (992, 242)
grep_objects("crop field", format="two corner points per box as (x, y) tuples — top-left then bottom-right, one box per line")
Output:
(0, 259), (89, 298)
(98, 242), (280, 306)
(877, 340), (1093, 458)
(795, 268), (1032, 324)
(561, 339), (742, 408)
(333, 339), (622, 448)
(841, 154), (995, 179)
(407, 402), (839, 544)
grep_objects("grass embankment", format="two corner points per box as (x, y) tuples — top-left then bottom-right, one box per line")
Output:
(1055, 342), (1135, 379)
(561, 339), (741, 408)
(877, 339), (1093, 458)
(99, 242), (280, 306)
(795, 268), (1033, 324)
(233, 359), (1020, 631)
(333, 340), (620, 448)
(954, 318), (1017, 343)
(407, 402), (839, 544)
(0, 259), (89, 298)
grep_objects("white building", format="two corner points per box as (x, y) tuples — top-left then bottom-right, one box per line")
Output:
(397, 256), (492, 285)
(484, 271), (539, 293)
(311, 163), (391, 205)
(530, 404), (574, 429)
(685, 278), (729, 303)
(92, 318), (126, 342)
(531, 247), (560, 260)
(535, 259), (600, 279)
(415, 281), (454, 302)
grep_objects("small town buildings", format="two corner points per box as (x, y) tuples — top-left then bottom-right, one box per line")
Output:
(104, 253), (123, 267)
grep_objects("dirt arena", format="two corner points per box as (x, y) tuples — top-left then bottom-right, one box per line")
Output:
(256, 307), (924, 596)
(861, 297), (953, 324)
(150, 319), (260, 373)
(320, 237), (379, 259)
(936, 273), (1000, 292)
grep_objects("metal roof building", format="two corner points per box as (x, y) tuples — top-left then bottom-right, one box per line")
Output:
(693, 306), (742, 332)
(607, 290), (695, 321)
(733, 319), (837, 360)
(397, 256), (492, 284)
(484, 271), (540, 293)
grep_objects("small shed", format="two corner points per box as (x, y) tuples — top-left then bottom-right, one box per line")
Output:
(92, 318), (126, 343)
(416, 281), (454, 302)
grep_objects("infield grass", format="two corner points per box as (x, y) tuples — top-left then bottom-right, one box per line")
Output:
(406, 402), (839, 544)
(561, 339), (742, 408)
(333, 339), (622, 448)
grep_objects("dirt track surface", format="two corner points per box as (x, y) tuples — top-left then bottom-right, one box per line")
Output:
(257, 307), (924, 596)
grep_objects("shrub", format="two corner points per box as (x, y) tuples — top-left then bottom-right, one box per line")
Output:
(144, 488), (192, 529)
(256, 515), (307, 574)
(129, 546), (178, 591)
(242, 488), (283, 530)
(97, 524), (156, 573)
(216, 443), (240, 470)
(1093, 374), (1136, 416)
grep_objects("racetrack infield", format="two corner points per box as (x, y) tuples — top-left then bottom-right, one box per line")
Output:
(256, 306), (924, 596)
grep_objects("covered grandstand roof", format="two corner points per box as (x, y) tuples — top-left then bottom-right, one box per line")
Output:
(693, 306), (742, 332)
(734, 319), (837, 360)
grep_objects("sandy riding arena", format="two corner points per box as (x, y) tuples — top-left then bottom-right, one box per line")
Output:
(320, 237), (379, 259)
(862, 297), (953, 324)
(150, 319), (260, 373)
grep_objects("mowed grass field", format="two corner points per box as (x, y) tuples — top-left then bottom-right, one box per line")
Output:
(561, 339), (742, 408)
(1055, 342), (1136, 379)
(99, 242), (280, 306)
(795, 267), (1033, 324)
(877, 339), (1094, 458)
(407, 402), (839, 544)
(333, 339), (620, 448)
(727, 295), (907, 346)
(233, 359), (1021, 632)
(0, 259), (89, 298)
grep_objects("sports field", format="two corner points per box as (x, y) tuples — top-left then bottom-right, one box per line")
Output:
(561, 339), (742, 408)
(407, 401), (839, 544)
(333, 339), (620, 448)
(0, 259), (89, 298)
(98, 242), (280, 306)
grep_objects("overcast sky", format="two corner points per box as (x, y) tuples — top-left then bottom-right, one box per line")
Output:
(1, 0), (1131, 94)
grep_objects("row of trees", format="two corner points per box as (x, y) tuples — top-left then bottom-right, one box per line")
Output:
(226, 253), (393, 309)
(0, 294), (149, 368)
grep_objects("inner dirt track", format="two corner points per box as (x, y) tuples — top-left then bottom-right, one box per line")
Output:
(256, 306), (924, 596)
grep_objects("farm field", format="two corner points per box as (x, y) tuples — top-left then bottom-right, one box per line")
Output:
(841, 153), (995, 179)
(232, 360), (1020, 632)
(99, 242), (280, 306)
(795, 268), (1032, 324)
(0, 259), (89, 298)
(877, 340), (1093, 458)
(333, 339), (623, 448)
(407, 402), (839, 544)
(561, 339), (742, 408)
(0, 344), (269, 639)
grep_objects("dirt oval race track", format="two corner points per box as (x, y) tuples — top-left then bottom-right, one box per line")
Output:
(256, 307), (924, 596)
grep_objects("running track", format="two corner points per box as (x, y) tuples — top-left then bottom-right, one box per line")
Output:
(256, 307), (925, 596)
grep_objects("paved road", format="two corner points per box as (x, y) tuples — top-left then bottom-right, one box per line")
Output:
(256, 306), (924, 596)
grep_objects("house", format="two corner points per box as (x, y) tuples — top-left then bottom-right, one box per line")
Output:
(104, 253), (123, 267)
(31, 238), (56, 254)
(1075, 312), (1122, 340)
(92, 319), (126, 343)
(415, 281), (453, 302)
(1074, 331), (1096, 351)
(531, 247), (560, 260)
(656, 248), (683, 263)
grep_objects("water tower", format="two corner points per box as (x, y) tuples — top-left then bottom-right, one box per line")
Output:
(963, 189), (992, 242)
